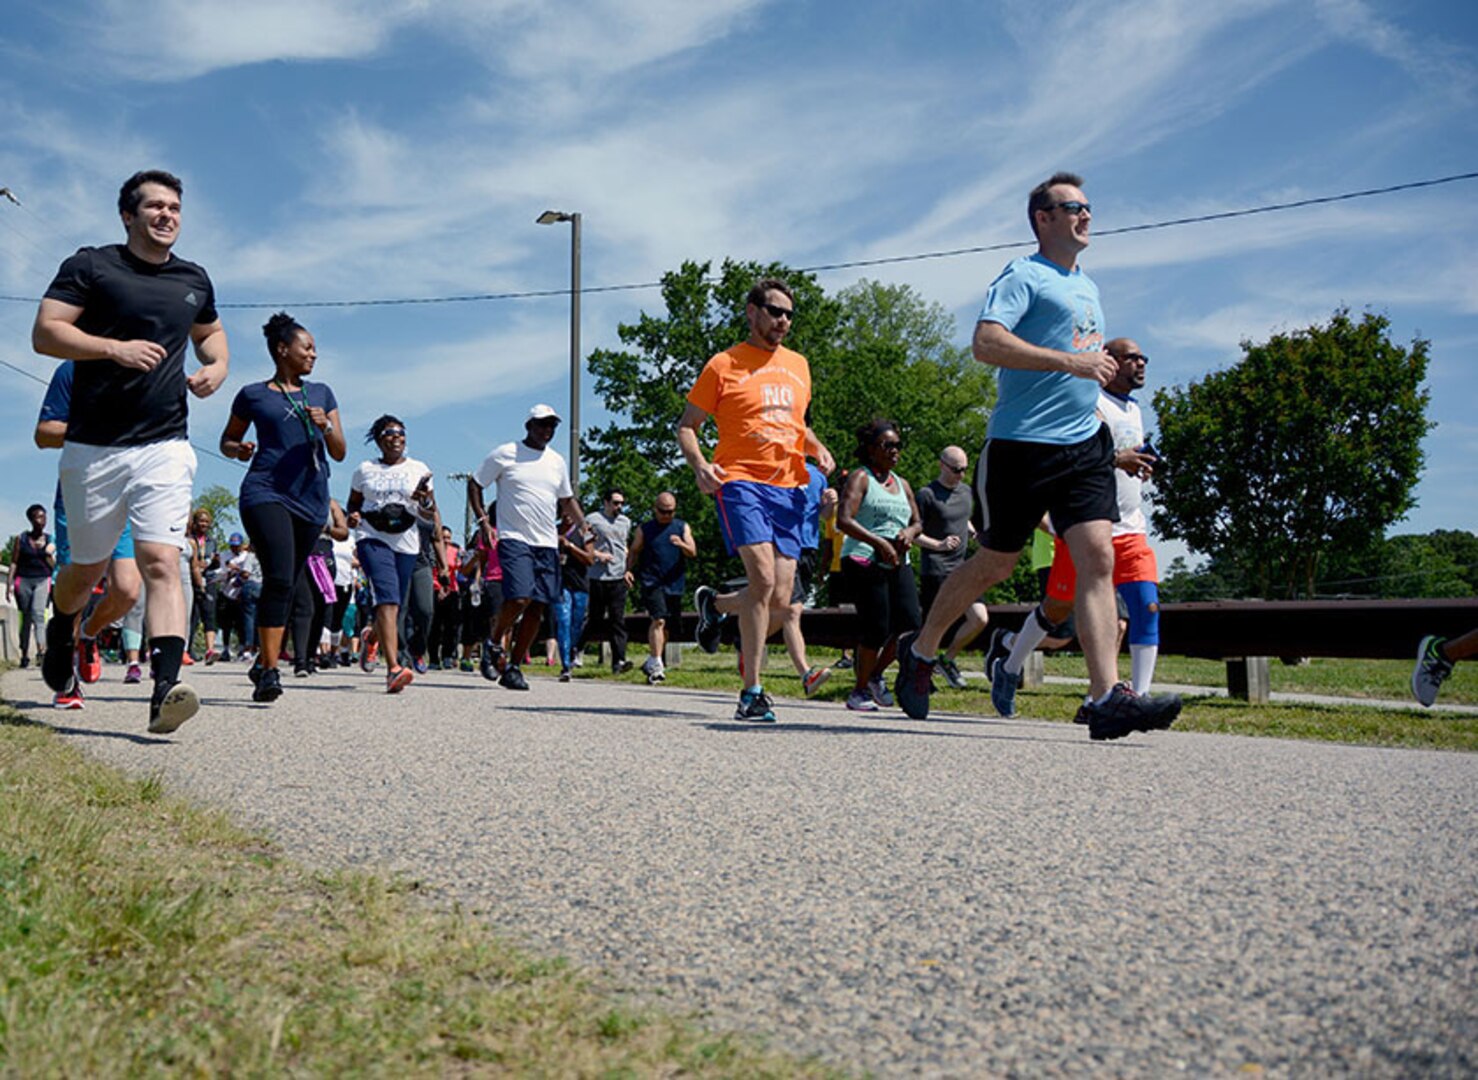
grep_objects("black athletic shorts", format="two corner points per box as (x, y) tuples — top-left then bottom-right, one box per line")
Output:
(973, 424), (1118, 554)
(641, 584), (683, 621)
(790, 549), (817, 605)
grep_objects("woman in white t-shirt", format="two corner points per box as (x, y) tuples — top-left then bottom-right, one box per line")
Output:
(345, 414), (441, 693)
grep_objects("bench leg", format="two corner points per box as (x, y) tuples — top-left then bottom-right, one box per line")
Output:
(1226, 657), (1271, 703)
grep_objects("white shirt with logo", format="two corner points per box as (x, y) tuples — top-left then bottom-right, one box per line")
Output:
(351, 456), (434, 555)
(1098, 391), (1147, 537)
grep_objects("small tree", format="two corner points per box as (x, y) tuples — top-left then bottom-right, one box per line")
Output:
(192, 484), (239, 546)
(1151, 309), (1431, 598)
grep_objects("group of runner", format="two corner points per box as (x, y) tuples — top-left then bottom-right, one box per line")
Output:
(16, 167), (1470, 735)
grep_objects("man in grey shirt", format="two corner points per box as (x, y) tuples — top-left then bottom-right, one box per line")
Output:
(914, 446), (987, 690)
(581, 488), (633, 674)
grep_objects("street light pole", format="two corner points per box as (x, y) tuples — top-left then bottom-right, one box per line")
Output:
(536, 209), (582, 491)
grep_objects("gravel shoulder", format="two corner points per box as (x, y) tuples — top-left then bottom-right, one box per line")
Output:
(7, 663), (1477, 1076)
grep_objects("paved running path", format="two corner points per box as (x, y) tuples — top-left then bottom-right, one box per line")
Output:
(6, 663), (1476, 1075)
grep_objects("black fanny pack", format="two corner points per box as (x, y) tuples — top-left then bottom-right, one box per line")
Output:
(363, 503), (416, 534)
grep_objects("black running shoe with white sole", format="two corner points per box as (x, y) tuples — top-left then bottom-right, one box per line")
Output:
(694, 586), (722, 654)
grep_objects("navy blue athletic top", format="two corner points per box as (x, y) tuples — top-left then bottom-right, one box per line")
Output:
(637, 518), (687, 593)
(230, 380), (338, 525)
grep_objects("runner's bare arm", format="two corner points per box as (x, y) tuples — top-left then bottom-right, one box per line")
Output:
(32, 298), (166, 369)
(187, 319), (229, 398)
(804, 428), (835, 475)
(973, 320), (1115, 385)
(34, 418), (66, 449)
(677, 403), (727, 494)
(219, 412), (256, 462)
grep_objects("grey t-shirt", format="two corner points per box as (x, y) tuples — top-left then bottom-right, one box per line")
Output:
(917, 479), (972, 579)
(587, 509), (631, 582)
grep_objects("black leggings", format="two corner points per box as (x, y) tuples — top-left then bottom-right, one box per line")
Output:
(843, 558), (922, 650)
(241, 502), (322, 628)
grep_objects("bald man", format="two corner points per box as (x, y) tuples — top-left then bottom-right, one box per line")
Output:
(627, 491), (697, 684)
(914, 446), (987, 689)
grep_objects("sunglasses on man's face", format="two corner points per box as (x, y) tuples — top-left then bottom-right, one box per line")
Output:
(1051, 200), (1091, 216)
(878, 440), (903, 452)
(1116, 351), (1149, 364)
(380, 428), (406, 438)
(758, 302), (794, 321)
(943, 462), (966, 475)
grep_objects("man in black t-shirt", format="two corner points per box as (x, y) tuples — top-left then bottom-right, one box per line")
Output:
(32, 169), (230, 734)
(914, 445), (987, 690)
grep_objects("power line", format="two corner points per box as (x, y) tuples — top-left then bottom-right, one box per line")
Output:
(0, 170), (1473, 311)
(0, 353), (247, 470)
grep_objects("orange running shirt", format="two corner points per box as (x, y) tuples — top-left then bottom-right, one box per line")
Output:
(687, 342), (811, 488)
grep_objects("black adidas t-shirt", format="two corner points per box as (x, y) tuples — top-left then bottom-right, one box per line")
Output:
(43, 244), (218, 447)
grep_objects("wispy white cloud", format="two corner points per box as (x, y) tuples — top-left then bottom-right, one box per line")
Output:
(1314, 0), (1476, 105)
(92, 0), (404, 80)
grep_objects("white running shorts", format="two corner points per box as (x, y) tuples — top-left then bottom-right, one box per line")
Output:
(58, 439), (197, 565)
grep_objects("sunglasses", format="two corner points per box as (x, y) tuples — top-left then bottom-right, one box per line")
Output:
(1051, 200), (1091, 216)
(758, 302), (794, 321)
(943, 462), (967, 474)
(878, 440), (903, 452)
(1117, 351), (1149, 364)
(380, 428), (406, 438)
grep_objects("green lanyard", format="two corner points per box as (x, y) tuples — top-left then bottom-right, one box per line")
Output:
(272, 378), (321, 471)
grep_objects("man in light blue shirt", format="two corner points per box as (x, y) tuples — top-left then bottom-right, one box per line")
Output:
(895, 172), (1181, 739)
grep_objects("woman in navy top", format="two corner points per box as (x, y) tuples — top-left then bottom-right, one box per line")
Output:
(219, 311), (346, 703)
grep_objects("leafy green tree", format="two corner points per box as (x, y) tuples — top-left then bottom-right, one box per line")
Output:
(191, 484), (239, 546)
(816, 279), (993, 485)
(1158, 555), (1250, 602)
(1151, 309), (1431, 598)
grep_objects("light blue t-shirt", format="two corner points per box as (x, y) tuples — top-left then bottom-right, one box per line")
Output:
(979, 253), (1105, 445)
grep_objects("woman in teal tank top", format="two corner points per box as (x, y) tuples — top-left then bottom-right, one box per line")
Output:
(836, 418), (922, 712)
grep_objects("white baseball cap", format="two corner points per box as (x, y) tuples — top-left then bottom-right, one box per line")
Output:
(526, 403), (562, 423)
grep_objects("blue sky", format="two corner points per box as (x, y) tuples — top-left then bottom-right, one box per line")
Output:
(1, 0), (1475, 570)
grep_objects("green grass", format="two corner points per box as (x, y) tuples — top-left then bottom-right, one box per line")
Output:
(1132, 652), (1478, 705)
(0, 700), (840, 1078)
(552, 646), (1478, 752)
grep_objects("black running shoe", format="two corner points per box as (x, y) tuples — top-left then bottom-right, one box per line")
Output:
(42, 613), (77, 693)
(252, 666), (283, 704)
(893, 632), (935, 720)
(982, 626), (1012, 685)
(499, 665), (529, 691)
(481, 640), (506, 682)
(694, 585), (722, 654)
(1076, 682), (1182, 741)
(148, 680), (199, 735)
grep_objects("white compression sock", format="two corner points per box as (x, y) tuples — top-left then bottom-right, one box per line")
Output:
(1130, 644), (1158, 695)
(1005, 612), (1050, 675)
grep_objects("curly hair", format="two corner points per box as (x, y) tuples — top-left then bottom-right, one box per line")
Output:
(854, 417), (900, 464)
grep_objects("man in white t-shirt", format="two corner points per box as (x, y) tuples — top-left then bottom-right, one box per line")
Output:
(467, 404), (587, 690)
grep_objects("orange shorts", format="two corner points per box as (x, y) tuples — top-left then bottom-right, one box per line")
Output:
(1045, 533), (1158, 601)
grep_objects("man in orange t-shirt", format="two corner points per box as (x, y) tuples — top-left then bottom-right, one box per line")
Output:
(679, 278), (834, 723)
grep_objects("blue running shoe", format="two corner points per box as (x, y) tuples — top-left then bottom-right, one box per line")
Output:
(989, 657), (1021, 718)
